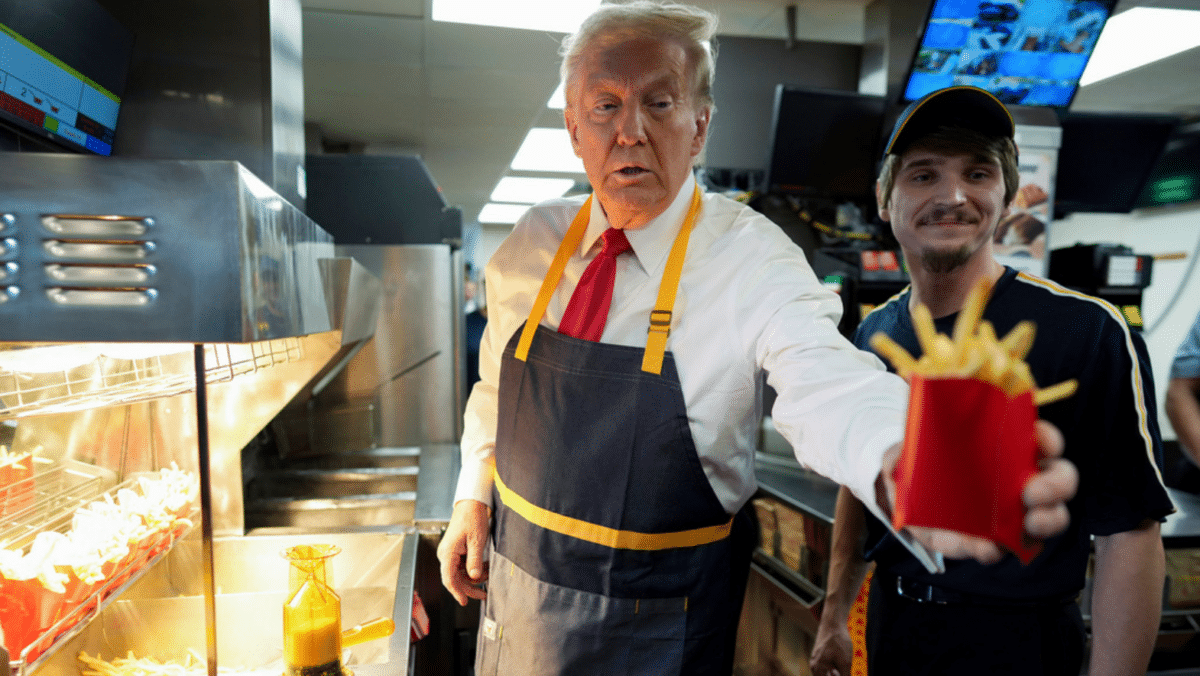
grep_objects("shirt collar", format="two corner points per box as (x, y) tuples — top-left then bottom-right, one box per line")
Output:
(582, 173), (699, 273)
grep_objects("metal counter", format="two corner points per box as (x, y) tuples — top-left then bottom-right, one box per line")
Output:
(756, 452), (1200, 548)
(1164, 488), (1200, 548)
(754, 453), (839, 526)
(31, 531), (419, 676)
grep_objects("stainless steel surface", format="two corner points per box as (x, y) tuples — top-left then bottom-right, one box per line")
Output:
(97, 0), (307, 210)
(251, 467), (419, 498)
(1, 160), (391, 674)
(194, 346), (219, 676)
(267, 0), (307, 211)
(320, 257), (382, 348)
(245, 495), (417, 531)
(290, 244), (460, 453)
(754, 452), (840, 526)
(285, 446), (421, 470)
(414, 443), (458, 529)
(0, 154), (335, 343)
(246, 446), (424, 532)
(29, 531), (418, 676)
(1164, 488), (1200, 546)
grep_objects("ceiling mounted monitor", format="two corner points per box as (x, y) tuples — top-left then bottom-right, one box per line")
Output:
(0, 0), (133, 155)
(1054, 111), (1178, 216)
(765, 86), (886, 201)
(902, 0), (1117, 107)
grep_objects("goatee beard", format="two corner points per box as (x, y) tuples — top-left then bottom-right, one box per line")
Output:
(921, 246), (973, 273)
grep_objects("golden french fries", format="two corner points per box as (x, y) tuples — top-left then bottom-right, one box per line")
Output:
(871, 277), (1077, 405)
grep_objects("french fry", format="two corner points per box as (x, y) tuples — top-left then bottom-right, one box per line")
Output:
(911, 303), (939, 357)
(953, 277), (991, 345)
(869, 279), (1076, 406)
(1000, 321), (1037, 359)
(870, 333), (919, 378)
(1034, 379), (1078, 406)
(977, 320), (998, 346)
(928, 334), (957, 370)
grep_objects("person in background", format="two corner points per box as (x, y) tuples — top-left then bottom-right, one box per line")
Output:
(811, 86), (1173, 676)
(438, 4), (1078, 674)
(464, 263), (487, 391)
(1165, 310), (1200, 492)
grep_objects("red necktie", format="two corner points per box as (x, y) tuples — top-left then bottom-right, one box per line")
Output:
(558, 227), (632, 341)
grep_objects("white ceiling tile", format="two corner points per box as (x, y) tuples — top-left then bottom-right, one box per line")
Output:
(303, 10), (424, 64)
(425, 20), (565, 68)
(425, 66), (557, 103)
(301, 0), (424, 16)
(305, 61), (425, 96)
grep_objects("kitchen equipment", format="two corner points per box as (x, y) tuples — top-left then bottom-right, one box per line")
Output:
(0, 152), (392, 676)
(282, 544), (395, 676)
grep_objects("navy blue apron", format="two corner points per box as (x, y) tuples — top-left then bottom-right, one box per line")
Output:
(474, 190), (753, 676)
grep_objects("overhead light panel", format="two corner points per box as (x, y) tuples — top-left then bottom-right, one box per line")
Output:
(432, 0), (601, 33)
(491, 177), (576, 203)
(1080, 8), (1200, 86)
(511, 128), (586, 174)
(479, 203), (531, 225)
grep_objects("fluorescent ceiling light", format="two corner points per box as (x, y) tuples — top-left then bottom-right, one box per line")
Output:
(511, 128), (586, 174)
(491, 177), (576, 203)
(547, 82), (566, 109)
(479, 203), (531, 224)
(432, 0), (601, 33)
(1080, 8), (1200, 86)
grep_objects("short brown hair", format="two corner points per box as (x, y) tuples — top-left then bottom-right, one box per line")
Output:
(877, 126), (1019, 211)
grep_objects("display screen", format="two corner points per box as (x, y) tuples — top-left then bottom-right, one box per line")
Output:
(903, 0), (1116, 107)
(1136, 121), (1200, 209)
(1054, 112), (1177, 215)
(765, 86), (886, 201)
(0, 0), (132, 155)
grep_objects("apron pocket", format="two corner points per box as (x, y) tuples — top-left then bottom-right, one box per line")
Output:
(477, 550), (687, 676)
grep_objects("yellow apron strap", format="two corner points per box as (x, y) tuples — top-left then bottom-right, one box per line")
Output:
(494, 467), (733, 550)
(641, 186), (703, 374)
(514, 185), (703, 374)
(515, 195), (593, 362)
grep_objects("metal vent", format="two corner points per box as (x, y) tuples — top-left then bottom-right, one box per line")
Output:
(40, 214), (158, 308)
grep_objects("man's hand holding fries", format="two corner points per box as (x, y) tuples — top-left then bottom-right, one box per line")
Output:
(872, 278), (1080, 565)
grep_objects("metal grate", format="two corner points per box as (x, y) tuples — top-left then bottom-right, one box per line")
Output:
(0, 339), (303, 420)
(2, 469), (199, 676)
(0, 460), (116, 549)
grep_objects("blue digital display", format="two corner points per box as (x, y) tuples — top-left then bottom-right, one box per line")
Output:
(903, 0), (1115, 107)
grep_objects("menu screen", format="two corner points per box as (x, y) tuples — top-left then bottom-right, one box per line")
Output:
(0, 23), (120, 154)
(903, 0), (1115, 107)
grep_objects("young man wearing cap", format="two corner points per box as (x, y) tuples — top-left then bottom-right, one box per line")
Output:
(811, 86), (1174, 676)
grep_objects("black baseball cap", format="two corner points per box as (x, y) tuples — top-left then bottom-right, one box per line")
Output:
(883, 86), (1015, 159)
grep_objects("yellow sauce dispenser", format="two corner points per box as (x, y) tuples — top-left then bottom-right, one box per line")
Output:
(283, 544), (395, 676)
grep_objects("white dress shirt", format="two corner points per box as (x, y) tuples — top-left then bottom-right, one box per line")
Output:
(458, 174), (911, 538)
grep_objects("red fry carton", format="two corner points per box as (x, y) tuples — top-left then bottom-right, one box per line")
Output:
(891, 375), (1042, 564)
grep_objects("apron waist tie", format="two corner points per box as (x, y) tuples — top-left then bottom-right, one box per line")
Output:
(494, 469), (733, 551)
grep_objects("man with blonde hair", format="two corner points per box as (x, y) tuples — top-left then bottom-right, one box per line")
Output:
(439, 5), (1078, 675)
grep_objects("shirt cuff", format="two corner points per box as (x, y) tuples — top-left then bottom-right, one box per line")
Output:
(845, 426), (945, 575)
(454, 455), (495, 510)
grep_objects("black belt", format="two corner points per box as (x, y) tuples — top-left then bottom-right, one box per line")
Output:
(890, 575), (1079, 608)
